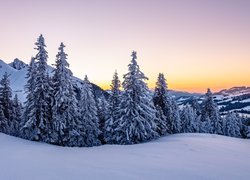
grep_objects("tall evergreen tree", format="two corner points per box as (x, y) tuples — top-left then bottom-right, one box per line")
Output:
(104, 70), (121, 144)
(22, 34), (52, 142)
(201, 88), (223, 134)
(113, 51), (158, 144)
(75, 75), (101, 147)
(51, 42), (79, 146)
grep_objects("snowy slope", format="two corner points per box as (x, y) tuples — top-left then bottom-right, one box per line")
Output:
(0, 59), (108, 102)
(0, 133), (249, 180)
(0, 59), (28, 102)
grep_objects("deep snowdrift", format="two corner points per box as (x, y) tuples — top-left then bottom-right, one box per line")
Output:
(0, 133), (249, 180)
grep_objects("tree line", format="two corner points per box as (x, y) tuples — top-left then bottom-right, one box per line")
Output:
(0, 34), (249, 147)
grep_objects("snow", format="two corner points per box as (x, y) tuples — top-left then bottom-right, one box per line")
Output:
(0, 133), (249, 180)
(242, 98), (250, 103)
(243, 106), (250, 111)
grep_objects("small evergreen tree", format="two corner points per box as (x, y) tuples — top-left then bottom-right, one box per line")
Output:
(113, 51), (158, 144)
(0, 105), (7, 133)
(75, 75), (101, 147)
(190, 98), (202, 116)
(96, 93), (109, 143)
(0, 72), (13, 134)
(170, 99), (181, 133)
(180, 106), (198, 133)
(201, 88), (223, 134)
(223, 112), (242, 138)
(11, 94), (22, 136)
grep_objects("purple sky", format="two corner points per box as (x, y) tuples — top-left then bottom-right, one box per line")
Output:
(0, 0), (250, 92)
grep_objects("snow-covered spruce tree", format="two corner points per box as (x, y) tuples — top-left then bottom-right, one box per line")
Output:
(0, 104), (7, 133)
(21, 34), (53, 142)
(170, 98), (181, 133)
(0, 72), (13, 134)
(153, 73), (168, 135)
(96, 93), (109, 143)
(20, 57), (36, 138)
(153, 73), (181, 134)
(190, 98), (202, 116)
(201, 88), (223, 134)
(104, 70), (121, 144)
(113, 51), (159, 144)
(11, 94), (22, 136)
(51, 42), (79, 146)
(223, 112), (241, 138)
(180, 105), (199, 133)
(74, 75), (101, 147)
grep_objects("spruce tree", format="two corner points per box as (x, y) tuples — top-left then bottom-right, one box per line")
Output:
(170, 99), (181, 133)
(75, 75), (101, 147)
(11, 94), (22, 136)
(96, 93), (109, 144)
(180, 106), (198, 133)
(223, 112), (242, 138)
(20, 57), (36, 138)
(190, 98), (202, 116)
(0, 105), (7, 133)
(21, 34), (52, 142)
(113, 51), (158, 144)
(153, 73), (181, 134)
(201, 88), (222, 134)
(0, 72), (13, 134)
(51, 42), (79, 146)
(104, 70), (121, 144)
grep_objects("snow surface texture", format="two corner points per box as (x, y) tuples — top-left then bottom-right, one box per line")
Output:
(0, 133), (249, 180)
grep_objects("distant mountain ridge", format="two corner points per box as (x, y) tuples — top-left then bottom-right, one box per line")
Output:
(215, 86), (250, 96)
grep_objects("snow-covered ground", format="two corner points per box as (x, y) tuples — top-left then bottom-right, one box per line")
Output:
(0, 133), (249, 180)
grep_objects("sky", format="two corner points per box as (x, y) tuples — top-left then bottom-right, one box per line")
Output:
(0, 0), (249, 93)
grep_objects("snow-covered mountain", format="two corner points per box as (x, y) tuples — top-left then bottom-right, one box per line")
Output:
(176, 86), (250, 117)
(0, 59), (108, 102)
(0, 132), (249, 180)
(214, 87), (250, 117)
(8, 58), (28, 70)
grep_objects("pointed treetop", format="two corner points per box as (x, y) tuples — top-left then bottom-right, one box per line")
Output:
(59, 42), (65, 51)
(206, 88), (212, 96)
(131, 51), (137, 60)
(84, 75), (89, 82)
(36, 34), (46, 47)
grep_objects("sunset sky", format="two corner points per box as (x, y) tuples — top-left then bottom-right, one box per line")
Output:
(0, 0), (249, 93)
